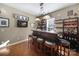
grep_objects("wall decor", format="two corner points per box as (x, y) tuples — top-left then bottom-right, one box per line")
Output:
(17, 20), (28, 27)
(13, 14), (29, 27)
(67, 10), (73, 16)
(0, 17), (9, 27)
(74, 13), (78, 16)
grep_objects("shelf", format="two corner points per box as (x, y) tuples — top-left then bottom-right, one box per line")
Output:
(55, 20), (63, 21)
(55, 20), (63, 33)
(64, 27), (77, 28)
(56, 27), (63, 29)
(64, 25), (77, 28)
(64, 20), (77, 22)
(37, 19), (46, 30)
(63, 17), (79, 51)
(55, 21), (63, 24)
(55, 22), (63, 24)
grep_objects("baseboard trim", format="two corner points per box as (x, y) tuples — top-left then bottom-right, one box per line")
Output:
(7, 39), (28, 47)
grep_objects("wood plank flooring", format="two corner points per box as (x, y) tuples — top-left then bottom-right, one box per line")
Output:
(7, 41), (44, 56)
(7, 41), (79, 56)
(1, 40), (79, 56)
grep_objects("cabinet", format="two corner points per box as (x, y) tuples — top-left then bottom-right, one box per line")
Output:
(55, 20), (63, 33)
(63, 17), (79, 51)
(37, 19), (47, 30)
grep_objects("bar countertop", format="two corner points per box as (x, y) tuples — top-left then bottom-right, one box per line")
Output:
(32, 29), (57, 34)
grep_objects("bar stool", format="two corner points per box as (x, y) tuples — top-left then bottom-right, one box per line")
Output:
(58, 39), (70, 56)
(29, 35), (37, 49)
(33, 36), (37, 46)
(44, 41), (56, 56)
(36, 38), (45, 55)
(37, 38), (44, 50)
(28, 35), (33, 48)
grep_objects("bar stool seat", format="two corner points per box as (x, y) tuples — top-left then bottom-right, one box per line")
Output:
(37, 38), (43, 41)
(59, 39), (70, 46)
(37, 38), (43, 43)
(32, 36), (37, 43)
(45, 41), (55, 46)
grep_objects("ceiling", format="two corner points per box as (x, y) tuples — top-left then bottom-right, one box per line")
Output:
(3, 3), (77, 16)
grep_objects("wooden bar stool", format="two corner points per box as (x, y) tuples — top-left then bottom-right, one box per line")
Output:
(37, 38), (44, 50)
(32, 36), (38, 49)
(28, 35), (33, 48)
(58, 39), (70, 56)
(44, 41), (56, 56)
(36, 38), (45, 55)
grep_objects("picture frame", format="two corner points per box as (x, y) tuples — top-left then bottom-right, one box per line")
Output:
(67, 10), (73, 16)
(17, 20), (28, 27)
(13, 14), (29, 27)
(13, 14), (29, 21)
(0, 17), (9, 27)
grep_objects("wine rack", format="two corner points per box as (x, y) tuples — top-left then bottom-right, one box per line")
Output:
(63, 17), (79, 51)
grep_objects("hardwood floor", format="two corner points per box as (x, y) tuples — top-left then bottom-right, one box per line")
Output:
(6, 40), (79, 56)
(0, 40), (79, 56)
(7, 41), (44, 56)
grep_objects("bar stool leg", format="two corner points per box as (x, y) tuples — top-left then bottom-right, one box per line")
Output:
(51, 47), (52, 56)
(28, 36), (30, 48)
(51, 47), (54, 56)
(68, 45), (70, 56)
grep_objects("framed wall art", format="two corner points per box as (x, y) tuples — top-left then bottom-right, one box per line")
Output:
(0, 17), (9, 27)
(13, 14), (29, 27)
(67, 10), (73, 16)
(17, 20), (28, 27)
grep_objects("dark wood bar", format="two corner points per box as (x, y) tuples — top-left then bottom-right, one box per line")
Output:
(32, 30), (58, 43)
(30, 30), (58, 56)
(29, 30), (79, 56)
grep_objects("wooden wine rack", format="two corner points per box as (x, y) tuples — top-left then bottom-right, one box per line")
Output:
(63, 17), (79, 51)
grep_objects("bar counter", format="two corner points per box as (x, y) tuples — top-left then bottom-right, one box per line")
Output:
(32, 30), (59, 43)
(31, 30), (79, 56)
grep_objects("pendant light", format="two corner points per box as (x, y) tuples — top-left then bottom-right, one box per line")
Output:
(35, 18), (40, 21)
(35, 3), (44, 21)
(35, 3), (50, 21)
(40, 3), (50, 19)
(43, 15), (50, 19)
